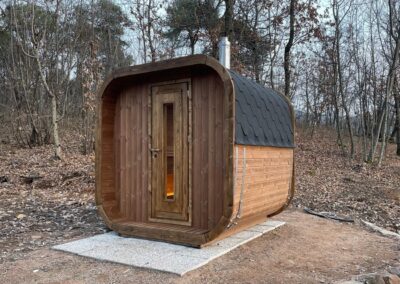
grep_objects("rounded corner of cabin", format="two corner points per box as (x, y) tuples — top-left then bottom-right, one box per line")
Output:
(97, 72), (117, 100)
(204, 56), (234, 88)
(201, 173), (236, 245)
(95, 56), (239, 247)
(96, 203), (113, 230)
(273, 89), (296, 135)
(94, 184), (117, 230)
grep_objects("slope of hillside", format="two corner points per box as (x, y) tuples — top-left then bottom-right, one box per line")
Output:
(293, 128), (400, 232)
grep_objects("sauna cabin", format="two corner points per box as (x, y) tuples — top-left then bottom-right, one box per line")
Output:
(95, 54), (295, 247)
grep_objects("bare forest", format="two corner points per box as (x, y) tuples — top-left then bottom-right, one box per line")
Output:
(1, 0), (400, 162)
(0, 0), (399, 282)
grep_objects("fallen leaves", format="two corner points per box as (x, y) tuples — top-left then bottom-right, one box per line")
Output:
(0, 143), (107, 263)
(292, 128), (400, 233)
(0, 127), (399, 264)
(16, 214), (26, 219)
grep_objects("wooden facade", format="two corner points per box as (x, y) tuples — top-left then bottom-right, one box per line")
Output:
(96, 55), (295, 247)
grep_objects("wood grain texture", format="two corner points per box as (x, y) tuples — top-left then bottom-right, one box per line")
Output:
(96, 56), (235, 234)
(96, 56), (296, 247)
(191, 72), (225, 231)
(149, 82), (190, 224)
(102, 68), (225, 233)
(230, 145), (294, 223)
(114, 84), (149, 223)
(97, 96), (120, 218)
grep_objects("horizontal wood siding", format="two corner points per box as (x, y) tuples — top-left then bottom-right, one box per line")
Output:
(232, 145), (293, 220)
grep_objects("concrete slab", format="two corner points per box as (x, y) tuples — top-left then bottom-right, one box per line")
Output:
(53, 220), (285, 276)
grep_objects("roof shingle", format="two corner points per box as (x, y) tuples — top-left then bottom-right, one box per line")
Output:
(229, 70), (294, 148)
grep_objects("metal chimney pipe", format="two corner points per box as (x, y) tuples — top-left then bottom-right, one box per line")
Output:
(218, 37), (231, 69)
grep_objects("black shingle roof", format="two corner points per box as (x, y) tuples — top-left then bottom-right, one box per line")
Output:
(229, 70), (295, 148)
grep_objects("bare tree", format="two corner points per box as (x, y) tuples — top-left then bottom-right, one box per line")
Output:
(131, 0), (163, 63)
(284, 0), (295, 98)
(378, 0), (400, 165)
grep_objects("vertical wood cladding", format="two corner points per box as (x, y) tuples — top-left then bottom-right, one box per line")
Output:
(99, 96), (120, 218)
(191, 72), (225, 231)
(114, 83), (149, 222)
(110, 70), (225, 230)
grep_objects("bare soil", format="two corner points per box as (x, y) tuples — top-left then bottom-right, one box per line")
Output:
(0, 210), (398, 284)
(0, 128), (399, 283)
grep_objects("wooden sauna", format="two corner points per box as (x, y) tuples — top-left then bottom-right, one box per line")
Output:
(96, 55), (295, 247)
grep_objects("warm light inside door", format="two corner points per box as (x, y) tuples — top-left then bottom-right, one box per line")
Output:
(164, 103), (174, 200)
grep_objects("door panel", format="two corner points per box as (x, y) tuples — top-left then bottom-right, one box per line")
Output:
(150, 82), (191, 225)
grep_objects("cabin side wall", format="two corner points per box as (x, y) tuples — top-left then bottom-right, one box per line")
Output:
(96, 95), (120, 219)
(99, 66), (226, 233)
(231, 145), (294, 222)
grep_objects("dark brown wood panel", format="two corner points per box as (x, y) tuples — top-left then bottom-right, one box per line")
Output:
(112, 71), (225, 230)
(96, 56), (238, 246)
(114, 84), (149, 223)
(192, 72), (225, 231)
(100, 97), (117, 214)
(102, 64), (228, 240)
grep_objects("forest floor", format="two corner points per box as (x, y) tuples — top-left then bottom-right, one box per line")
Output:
(293, 128), (400, 232)
(0, 128), (399, 283)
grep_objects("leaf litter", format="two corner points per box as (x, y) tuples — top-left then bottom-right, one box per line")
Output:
(292, 128), (400, 234)
(0, 128), (399, 264)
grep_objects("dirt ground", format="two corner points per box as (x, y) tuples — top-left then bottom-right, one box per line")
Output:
(0, 210), (398, 284)
(0, 128), (399, 283)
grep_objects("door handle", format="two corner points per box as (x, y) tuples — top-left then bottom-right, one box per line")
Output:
(150, 148), (161, 158)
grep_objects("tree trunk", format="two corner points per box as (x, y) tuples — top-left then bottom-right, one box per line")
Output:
(284, 0), (295, 98)
(394, 89), (400, 155)
(377, 0), (400, 165)
(51, 94), (62, 159)
(189, 33), (196, 55)
(369, 99), (386, 162)
(378, 30), (400, 165)
(367, 24), (378, 163)
(331, 39), (345, 154)
(224, 0), (233, 40)
(147, 0), (156, 62)
(360, 87), (368, 161)
(35, 49), (62, 160)
(305, 71), (310, 126)
(333, 0), (354, 158)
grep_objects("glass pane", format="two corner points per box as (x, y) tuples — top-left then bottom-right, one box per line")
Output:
(164, 103), (174, 200)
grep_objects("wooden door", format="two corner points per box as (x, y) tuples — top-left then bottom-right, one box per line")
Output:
(149, 81), (191, 225)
